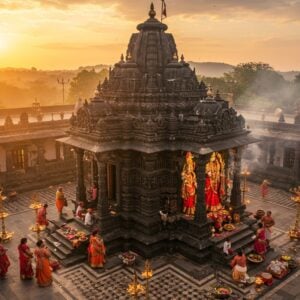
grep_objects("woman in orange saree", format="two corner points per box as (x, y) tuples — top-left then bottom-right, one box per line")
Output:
(18, 238), (34, 280)
(0, 244), (10, 279)
(55, 187), (65, 218)
(88, 229), (106, 268)
(34, 240), (52, 287)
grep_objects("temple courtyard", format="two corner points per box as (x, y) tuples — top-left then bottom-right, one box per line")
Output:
(0, 182), (299, 300)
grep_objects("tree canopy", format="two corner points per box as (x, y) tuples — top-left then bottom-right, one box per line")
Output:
(67, 68), (109, 103)
(199, 62), (297, 112)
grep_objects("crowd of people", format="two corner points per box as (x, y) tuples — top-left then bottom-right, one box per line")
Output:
(226, 209), (275, 284)
(0, 238), (52, 287)
(1, 179), (277, 287)
(0, 184), (105, 286)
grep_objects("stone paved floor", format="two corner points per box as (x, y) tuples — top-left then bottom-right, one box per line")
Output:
(0, 181), (299, 299)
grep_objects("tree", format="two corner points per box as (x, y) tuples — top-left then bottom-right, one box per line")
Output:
(294, 73), (300, 85)
(68, 68), (109, 103)
(223, 62), (288, 109)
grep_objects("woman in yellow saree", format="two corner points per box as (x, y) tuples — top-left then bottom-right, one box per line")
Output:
(34, 240), (52, 287)
(88, 229), (106, 268)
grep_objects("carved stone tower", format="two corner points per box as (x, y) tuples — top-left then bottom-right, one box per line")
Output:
(60, 4), (256, 261)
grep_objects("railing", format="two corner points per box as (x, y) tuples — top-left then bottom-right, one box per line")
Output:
(0, 119), (70, 134)
(246, 119), (300, 133)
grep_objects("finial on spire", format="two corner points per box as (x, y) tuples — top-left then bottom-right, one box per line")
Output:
(120, 53), (124, 62)
(180, 54), (185, 62)
(149, 2), (156, 18)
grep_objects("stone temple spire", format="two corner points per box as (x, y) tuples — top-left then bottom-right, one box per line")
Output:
(149, 2), (156, 18)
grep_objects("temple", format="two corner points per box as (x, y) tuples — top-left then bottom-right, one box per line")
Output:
(59, 4), (257, 260)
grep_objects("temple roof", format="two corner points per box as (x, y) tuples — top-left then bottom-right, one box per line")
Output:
(64, 3), (256, 154)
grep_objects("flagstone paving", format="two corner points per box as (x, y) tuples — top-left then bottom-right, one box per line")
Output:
(0, 181), (299, 299)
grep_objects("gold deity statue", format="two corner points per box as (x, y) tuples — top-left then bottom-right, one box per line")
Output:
(181, 152), (197, 216)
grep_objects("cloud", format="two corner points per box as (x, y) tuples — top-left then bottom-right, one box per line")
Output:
(35, 42), (125, 50)
(1, 0), (300, 23)
(32, 0), (300, 22)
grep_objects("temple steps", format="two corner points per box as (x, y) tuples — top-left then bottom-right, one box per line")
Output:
(45, 216), (91, 267)
(60, 254), (87, 267)
(211, 223), (255, 264)
(45, 234), (72, 256)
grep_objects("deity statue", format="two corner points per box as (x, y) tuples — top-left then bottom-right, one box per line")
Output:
(181, 152), (197, 215)
(205, 152), (225, 212)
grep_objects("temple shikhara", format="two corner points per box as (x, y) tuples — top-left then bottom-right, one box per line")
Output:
(59, 4), (257, 260)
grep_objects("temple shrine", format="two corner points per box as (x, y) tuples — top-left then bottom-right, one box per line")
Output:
(59, 4), (257, 261)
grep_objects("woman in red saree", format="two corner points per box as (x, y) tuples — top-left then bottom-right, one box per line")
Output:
(0, 244), (10, 279)
(37, 204), (49, 226)
(254, 223), (267, 258)
(88, 229), (106, 268)
(18, 238), (34, 280)
(34, 240), (52, 287)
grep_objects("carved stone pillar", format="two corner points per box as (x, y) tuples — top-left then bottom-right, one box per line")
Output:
(194, 154), (209, 224)
(269, 142), (275, 165)
(5, 149), (13, 172)
(294, 145), (300, 183)
(75, 148), (86, 204)
(230, 147), (244, 214)
(96, 159), (110, 217)
(36, 142), (45, 167)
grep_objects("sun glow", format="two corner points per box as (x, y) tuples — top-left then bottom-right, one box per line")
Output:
(0, 35), (8, 51)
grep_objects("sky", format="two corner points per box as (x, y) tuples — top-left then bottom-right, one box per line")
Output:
(0, 0), (300, 71)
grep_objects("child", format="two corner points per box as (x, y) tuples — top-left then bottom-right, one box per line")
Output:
(223, 237), (233, 255)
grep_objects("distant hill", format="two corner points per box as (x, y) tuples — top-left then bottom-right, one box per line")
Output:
(278, 71), (299, 81)
(188, 62), (234, 77)
(78, 64), (110, 72)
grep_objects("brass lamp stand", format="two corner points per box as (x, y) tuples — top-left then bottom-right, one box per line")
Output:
(142, 260), (153, 300)
(127, 270), (145, 300)
(29, 193), (45, 239)
(289, 186), (300, 240)
(241, 167), (250, 205)
(0, 191), (14, 242)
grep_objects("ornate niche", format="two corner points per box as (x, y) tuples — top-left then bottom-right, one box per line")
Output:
(76, 106), (92, 132)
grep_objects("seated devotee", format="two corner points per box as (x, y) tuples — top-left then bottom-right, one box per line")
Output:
(37, 204), (49, 227)
(223, 237), (234, 256)
(230, 249), (248, 283)
(0, 244), (10, 279)
(254, 223), (267, 259)
(84, 208), (94, 227)
(34, 240), (52, 287)
(261, 211), (275, 246)
(18, 238), (34, 280)
(75, 202), (85, 220)
(88, 229), (106, 268)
